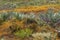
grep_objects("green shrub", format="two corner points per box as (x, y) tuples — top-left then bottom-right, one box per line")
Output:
(14, 28), (33, 38)
(39, 9), (60, 28)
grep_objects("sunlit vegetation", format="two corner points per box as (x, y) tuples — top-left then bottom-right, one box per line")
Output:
(0, 0), (60, 10)
(0, 0), (60, 40)
(40, 9), (60, 29)
(0, 4), (60, 13)
(0, 8), (60, 40)
(14, 28), (33, 38)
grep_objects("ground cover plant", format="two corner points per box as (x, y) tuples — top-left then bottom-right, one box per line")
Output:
(0, 8), (59, 40)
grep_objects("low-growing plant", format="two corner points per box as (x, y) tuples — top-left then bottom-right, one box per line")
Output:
(14, 28), (33, 38)
(39, 9), (60, 28)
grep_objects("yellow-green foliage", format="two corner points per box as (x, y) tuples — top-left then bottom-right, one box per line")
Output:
(14, 28), (33, 38)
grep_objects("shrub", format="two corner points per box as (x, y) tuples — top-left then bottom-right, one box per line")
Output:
(39, 9), (60, 28)
(14, 28), (33, 38)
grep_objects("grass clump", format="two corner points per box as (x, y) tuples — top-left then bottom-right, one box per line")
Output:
(14, 28), (33, 38)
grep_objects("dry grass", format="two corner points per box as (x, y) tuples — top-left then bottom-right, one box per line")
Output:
(0, 4), (60, 12)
